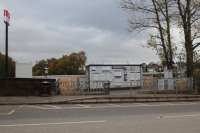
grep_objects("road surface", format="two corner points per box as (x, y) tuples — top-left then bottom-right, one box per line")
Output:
(1, 102), (200, 133)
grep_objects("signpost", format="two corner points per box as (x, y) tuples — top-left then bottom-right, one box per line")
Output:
(3, 9), (10, 78)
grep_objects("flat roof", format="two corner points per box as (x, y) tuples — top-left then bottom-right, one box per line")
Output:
(86, 64), (142, 67)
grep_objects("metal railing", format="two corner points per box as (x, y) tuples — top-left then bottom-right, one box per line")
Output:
(57, 77), (200, 96)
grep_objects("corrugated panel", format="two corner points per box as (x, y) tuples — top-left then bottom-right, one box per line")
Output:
(158, 79), (165, 90)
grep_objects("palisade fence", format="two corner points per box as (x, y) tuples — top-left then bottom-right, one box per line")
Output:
(194, 70), (200, 93)
(57, 75), (199, 96)
(58, 79), (142, 96)
(142, 77), (196, 94)
(58, 80), (107, 95)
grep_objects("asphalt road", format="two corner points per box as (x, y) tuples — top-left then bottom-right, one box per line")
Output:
(1, 102), (200, 133)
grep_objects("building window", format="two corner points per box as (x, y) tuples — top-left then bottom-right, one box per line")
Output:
(102, 70), (110, 73)
(124, 74), (127, 81)
(114, 76), (121, 79)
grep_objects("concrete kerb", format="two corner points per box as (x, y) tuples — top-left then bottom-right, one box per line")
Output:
(1, 95), (200, 105)
(53, 95), (200, 104)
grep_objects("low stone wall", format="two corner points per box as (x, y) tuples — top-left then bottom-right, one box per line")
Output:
(143, 75), (158, 89)
(176, 79), (188, 91)
(50, 75), (86, 95)
(58, 77), (79, 95)
(34, 75), (87, 95)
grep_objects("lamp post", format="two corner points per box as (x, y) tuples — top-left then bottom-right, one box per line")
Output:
(4, 9), (11, 78)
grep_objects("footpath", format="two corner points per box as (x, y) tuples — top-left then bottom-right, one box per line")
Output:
(1, 94), (200, 105)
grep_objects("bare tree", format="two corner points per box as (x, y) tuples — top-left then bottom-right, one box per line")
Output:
(175, 0), (200, 77)
(121, 0), (175, 70)
(147, 32), (177, 66)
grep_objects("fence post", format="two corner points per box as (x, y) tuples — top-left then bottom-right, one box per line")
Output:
(175, 79), (178, 96)
(130, 82), (133, 96)
(154, 77), (158, 95)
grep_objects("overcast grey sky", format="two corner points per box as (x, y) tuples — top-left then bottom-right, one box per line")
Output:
(0, 0), (159, 64)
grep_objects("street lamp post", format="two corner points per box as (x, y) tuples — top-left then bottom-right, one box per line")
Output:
(5, 21), (9, 78)
(4, 9), (11, 78)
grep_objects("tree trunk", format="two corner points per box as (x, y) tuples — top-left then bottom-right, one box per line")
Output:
(152, 0), (170, 70)
(165, 0), (173, 70)
(186, 48), (193, 77)
(177, 0), (194, 77)
(186, 0), (193, 77)
(185, 31), (193, 77)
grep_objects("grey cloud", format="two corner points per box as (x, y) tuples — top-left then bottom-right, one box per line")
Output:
(2, 0), (129, 32)
(0, 0), (159, 64)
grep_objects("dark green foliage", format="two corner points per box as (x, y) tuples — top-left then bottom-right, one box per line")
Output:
(33, 51), (86, 76)
(32, 60), (47, 76)
(0, 52), (15, 78)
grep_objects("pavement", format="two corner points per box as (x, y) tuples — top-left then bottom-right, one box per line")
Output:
(1, 93), (200, 105)
(1, 102), (200, 133)
(0, 88), (198, 105)
(0, 95), (93, 105)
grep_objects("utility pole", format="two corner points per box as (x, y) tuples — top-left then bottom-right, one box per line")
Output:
(4, 9), (10, 78)
(5, 21), (8, 78)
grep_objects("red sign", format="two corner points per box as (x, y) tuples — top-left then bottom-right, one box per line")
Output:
(4, 9), (10, 25)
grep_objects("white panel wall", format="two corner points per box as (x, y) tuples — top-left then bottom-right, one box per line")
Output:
(16, 62), (32, 78)
(89, 65), (142, 89)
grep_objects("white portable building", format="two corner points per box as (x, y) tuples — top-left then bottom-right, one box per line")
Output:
(86, 64), (143, 89)
(15, 62), (32, 78)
